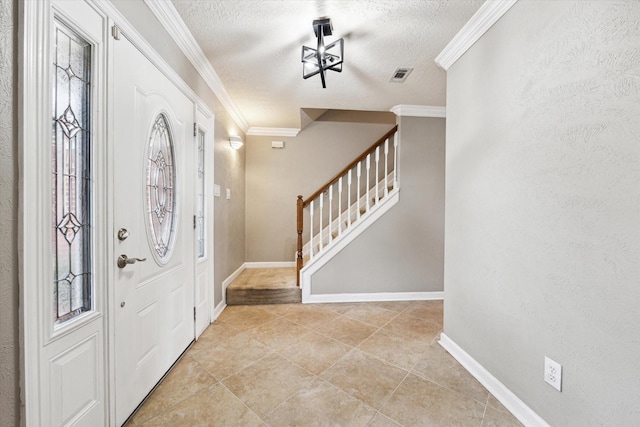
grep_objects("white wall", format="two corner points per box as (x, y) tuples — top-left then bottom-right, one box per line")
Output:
(311, 116), (445, 295)
(444, 1), (640, 425)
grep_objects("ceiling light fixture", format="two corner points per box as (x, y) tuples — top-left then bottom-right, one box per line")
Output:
(301, 17), (344, 88)
(229, 135), (243, 150)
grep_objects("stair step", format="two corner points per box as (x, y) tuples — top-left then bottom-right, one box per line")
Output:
(226, 268), (301, 305)
(227, 287), (301, 305)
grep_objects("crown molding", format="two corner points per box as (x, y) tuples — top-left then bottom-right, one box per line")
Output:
(390, 105), (446, 118)
(435, 0), (519, 71)
(144, 0), (249, 132)
(246, 127), (301, 137)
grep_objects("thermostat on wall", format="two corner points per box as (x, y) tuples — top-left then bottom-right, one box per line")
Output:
(271, 140), (285, 149)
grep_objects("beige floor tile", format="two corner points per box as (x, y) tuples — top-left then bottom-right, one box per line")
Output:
(139, 383), (265, 426)
(131, 354), (217, 423)
(190, 320), (243, 351)
(244, 317), (312, 350)
(216, 305), (280, 331)
(381, 313), (441, 342)
(366, 301), (413, 313)
(482, 404), (524, 427)
(411, 344), (488, 403)
(380, 374), (485, 427)
(277, 331), (351, 375)
(358, 328), (430, 370)
(264, 378), (377, 427)
(222, 353), (315, 417)
(317, 302), (363, 314)
(188, 332), (271, 380)
(283, 305), (340, 328)
(321, 349), (408, 409)
(367, 413), (402, 427)
(342, 304), (399, 327)
(402, 300), (444, 325)
(314, 316), (378, 347)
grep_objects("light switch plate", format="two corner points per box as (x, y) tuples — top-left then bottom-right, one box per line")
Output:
(214, 184), (221, 197)
(226, 188), (231, 200)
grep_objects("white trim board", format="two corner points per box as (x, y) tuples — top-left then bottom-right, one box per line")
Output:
(222, 263), (246, 290)
(390, 105), (446, 118)
(212, 302), (226, 322)
(246, 127), (300, 137)
(435, 0), (519, 70)
(143, 0), (249, 132)
(304, 292), (443, 304)
(439, 333), (551, 427)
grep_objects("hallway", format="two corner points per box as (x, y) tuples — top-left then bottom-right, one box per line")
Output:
(125, 301), (522, 426)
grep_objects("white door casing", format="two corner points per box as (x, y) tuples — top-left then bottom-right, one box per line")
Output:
(112, 35), (196, 425)
(194, 105), (214, 339)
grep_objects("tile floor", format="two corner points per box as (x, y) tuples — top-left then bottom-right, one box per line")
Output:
(125, 301), (523, 426)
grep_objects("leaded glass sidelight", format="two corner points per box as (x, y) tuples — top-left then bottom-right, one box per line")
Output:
(196, 131), (206, 258)
(52, 22), (92, 324)
(146, 114), (177, 261)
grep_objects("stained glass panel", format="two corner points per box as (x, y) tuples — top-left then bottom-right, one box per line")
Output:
(146, 114), (176, 261)
(52, 22), (92, 324)
(196, 131), (205, 258)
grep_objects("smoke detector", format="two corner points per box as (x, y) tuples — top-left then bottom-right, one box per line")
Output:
(389, 67), (413, 83)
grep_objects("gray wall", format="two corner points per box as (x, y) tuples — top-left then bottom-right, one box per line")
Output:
(312, 116), (445, 294)
(112, 0), (246, 307)
(444, 1), (640, 425)
(0, 0), (18, 424)
(245, 111), (395, 262)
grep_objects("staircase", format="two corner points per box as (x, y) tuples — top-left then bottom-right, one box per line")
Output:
(226, 126), (399, 305)
(296, 126), (400, 290)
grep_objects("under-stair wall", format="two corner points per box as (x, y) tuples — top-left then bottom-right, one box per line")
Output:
(305, 115), (446, 302)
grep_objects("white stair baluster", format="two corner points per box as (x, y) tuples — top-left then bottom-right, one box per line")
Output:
(338, 177), (343, 237)
(347, 170), (352, 227)
(366, 154), (371, 212)
(393, 131), (399, 189)
(384, 138), (389, 197)
(319, 193), (324, 249)
(309, 200), (314, 259)
(328, 184), (333, 244)
(357, 162), (362, 220)
(375, 147), (380, 205)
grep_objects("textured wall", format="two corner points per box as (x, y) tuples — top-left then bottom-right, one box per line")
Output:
(444, 1), (640, 425)
(312, 116), (445, 294)
(245, 111), (395, 262)
(111, 0), (246, 307)
(0, 0), (18, 424)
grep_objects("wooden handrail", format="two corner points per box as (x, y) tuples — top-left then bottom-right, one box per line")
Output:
(302, 125), (398, 207)
(296, 125), (398, 286)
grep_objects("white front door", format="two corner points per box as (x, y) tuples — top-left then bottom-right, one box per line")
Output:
(112, 35), (196, 425)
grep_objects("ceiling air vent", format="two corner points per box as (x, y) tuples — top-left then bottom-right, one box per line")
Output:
(389, 67), (413, 83)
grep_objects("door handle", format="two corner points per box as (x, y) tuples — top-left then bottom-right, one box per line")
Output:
(117, 254), (147, 269)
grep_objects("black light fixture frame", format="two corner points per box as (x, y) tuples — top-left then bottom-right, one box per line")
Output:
(301, 17), (344, 88)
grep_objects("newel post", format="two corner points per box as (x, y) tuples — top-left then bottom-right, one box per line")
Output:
(296, 195), (304, 286)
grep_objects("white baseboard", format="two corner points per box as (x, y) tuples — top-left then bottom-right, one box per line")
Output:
(222, 263), (246, 291)
(212, 302), (226, 321)
(245, 261), (296, 268)
(439, 333), (550, 427)
(303, 291), (443, 304)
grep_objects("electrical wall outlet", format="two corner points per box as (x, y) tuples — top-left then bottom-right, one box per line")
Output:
(544, 356), (562, 391)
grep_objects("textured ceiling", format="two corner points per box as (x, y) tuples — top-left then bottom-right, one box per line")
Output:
(170, 0), (484, 128)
